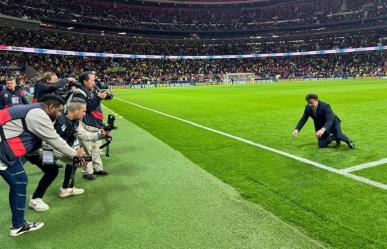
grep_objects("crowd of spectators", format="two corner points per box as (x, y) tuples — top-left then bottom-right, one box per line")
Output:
(1, 51), (385, 85)
(1, 1), (386, 85)
(1, 28), (385, 55)
(1, 0), (386, 32)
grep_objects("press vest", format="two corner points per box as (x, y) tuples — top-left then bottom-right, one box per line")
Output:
(0, 103), (44, 166)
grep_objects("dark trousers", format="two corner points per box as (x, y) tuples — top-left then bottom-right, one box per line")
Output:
(25, 155), (59, 199)
(317, 122), (350, 148)
(63, 163), (77, 189)
(0, 159), (27, 228)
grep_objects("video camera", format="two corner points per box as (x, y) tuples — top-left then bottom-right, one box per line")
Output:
(73, 155), (92, 164)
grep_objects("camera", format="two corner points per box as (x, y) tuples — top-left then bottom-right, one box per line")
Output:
(105, 92), (113, 100)
(102, 114), (117, 143)
(103, 114), (117, 132)
(95, 79), (113, 100)
(57, 81), (80, 98)
(73, 155), (92, 164)
(100, 114), (117, 157)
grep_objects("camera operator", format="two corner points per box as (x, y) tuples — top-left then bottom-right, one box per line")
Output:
(0, 78), (29, 109)
(72, 71), (111, 180)
(33, 72), (77, 102)
(0, 94), (85, 236)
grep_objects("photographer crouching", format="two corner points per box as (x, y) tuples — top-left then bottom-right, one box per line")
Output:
(0, 94), (86, 236)
(56, 97), (111, 196)
(28, 97), (95, 211)
(71, 71), (113, 180)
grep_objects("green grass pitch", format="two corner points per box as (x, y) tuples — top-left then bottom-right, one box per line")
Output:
(0, 79), (386, 248)
(104, 79), (387, 249)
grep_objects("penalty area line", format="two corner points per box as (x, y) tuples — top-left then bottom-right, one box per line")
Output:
(114, 97), (387, 190)
(339, 158), (387, 173)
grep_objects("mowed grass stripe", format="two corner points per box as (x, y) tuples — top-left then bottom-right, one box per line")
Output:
(104, 82), (387, 249)
(114, 96), (387, 190)
(110, 80), (387, 168)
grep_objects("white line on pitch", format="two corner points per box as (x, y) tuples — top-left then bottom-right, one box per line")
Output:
(339, 158), (387, 173)
(114, 97), (387, 190)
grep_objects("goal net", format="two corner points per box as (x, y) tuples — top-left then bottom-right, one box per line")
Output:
(224, 73), (255, 84)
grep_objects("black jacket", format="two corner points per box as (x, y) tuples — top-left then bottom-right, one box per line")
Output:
(72, 85), (104, 129)
(54, 113), (79, 146)
(33, 79), (70, 102)
(295, 101), (341, 132)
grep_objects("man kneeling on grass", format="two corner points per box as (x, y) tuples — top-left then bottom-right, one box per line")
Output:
(292, 93), (355, 149)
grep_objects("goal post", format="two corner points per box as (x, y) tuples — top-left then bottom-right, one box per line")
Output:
(224, 73), (255, 84)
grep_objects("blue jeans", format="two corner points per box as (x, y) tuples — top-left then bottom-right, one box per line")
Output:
(0, 159), (27, 228)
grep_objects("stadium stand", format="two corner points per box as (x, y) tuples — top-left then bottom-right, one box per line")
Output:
(0, 0), (386, 84)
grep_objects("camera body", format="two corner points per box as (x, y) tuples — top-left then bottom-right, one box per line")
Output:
(102, 114), (117, 143)
(100, 114), (117, 153)
(95, 79), (113, 100)
(103, 114), (117, 132)
(73, 155), (92, 164)
(104, 92), (113, 100)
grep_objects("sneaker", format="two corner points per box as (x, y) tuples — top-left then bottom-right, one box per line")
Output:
(83, 174), (97, 180)
(94, 170), (108, 176)
(59, 187), (85, 198)
(71, 187), (85, 195)
(29, 196), (49, 212)
(347, 140), (356, 149)
(10, 222), (44, 237)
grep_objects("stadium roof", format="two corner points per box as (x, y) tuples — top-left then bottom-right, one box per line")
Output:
(139, 0), (271, 5)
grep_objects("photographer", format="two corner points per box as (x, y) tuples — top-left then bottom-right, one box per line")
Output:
(72, 71), (112, 180)
(0, 78), (29, 109)
(33, 72), (77, 102)
(0, 94), (85, 236)
(28, 97), (94, 211)
(57, 98), (110, 196)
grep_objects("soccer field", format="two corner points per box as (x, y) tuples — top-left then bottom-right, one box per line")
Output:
(0, 79), (386, 249)
(104, 79), (387, 249)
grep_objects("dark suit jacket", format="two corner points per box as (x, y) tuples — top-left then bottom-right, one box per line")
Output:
(295, 101), (341, 132)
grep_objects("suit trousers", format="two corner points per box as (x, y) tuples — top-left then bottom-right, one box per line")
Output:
(317, 122), (349, 148)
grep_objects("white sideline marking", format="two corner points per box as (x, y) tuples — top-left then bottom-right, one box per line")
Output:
(114, 97), (387, 190)
(340, 158), (387, 173)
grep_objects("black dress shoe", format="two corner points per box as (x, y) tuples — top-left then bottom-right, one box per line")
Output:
(83, 174), (97, 180)
(347, 140), (356, 149)
(94, 170), (109, 176)
(334, 140), (341, 147)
